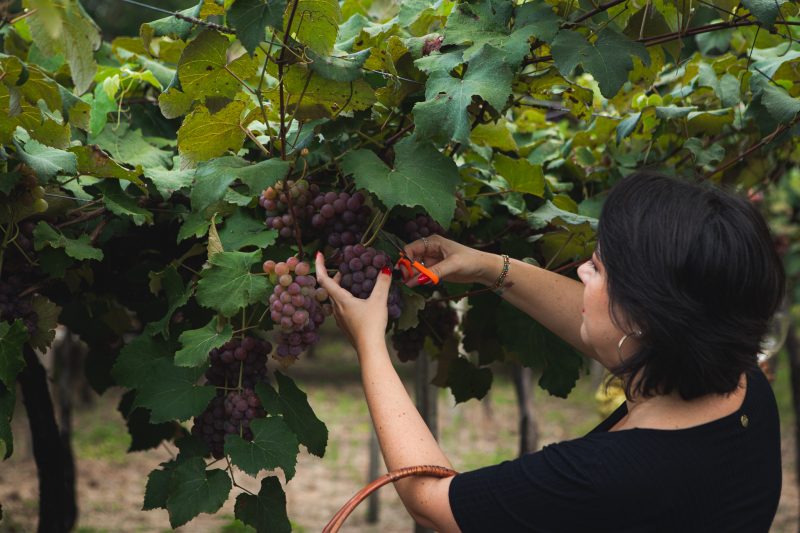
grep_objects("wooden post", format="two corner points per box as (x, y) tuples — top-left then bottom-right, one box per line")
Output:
(511, 364), (539, 455)
(366, 429), (380, 523)
(414, 351), (437, 533)
(784, 318), (800, 533)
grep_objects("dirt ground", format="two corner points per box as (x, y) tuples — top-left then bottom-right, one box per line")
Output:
(1, 341), (798, 533)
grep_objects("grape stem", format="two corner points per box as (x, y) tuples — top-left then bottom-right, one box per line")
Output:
(226, 458), (256, 496)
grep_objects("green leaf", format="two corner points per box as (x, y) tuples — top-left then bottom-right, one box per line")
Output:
(119, 391), (184, 452)
(341, 137), (460, 227)
(760, 84), (800, 124)
(497, 302), (582, 398)
(0, 320), (28, 388)
(616, 112), (641, 143)
(166, 457), (232, 528)
(447, 357), (492, 403)
(220, 210), (277, 251)
(148, 266), (195, 337)
(67, 145), (146, 190)
(443, 0), (555, 65)
(111, 334), (172, 390)
(256, 372), (328, 456)
(234, 477), (291, 533)
(307, 48), (371, 82)
(742, 0), (787, 27)
(196, 250), (271, 317)
(177, 30), (259, 101)
(143, 462), (175, 510)
(28, 295), (61, 352)
(24, 0), (101, 94)
(96, 181), (153, 226)
(224, 417), (299, 479)
(13, 129), (77, 181)
(89, 81), (117, 137)
(175, 318), (233, 367)
(526, 201), (598, 230)
(177, 100), (248, 165)
(140, 1), (203, 49)
(285, 0), (342, 55)
(396, 289), (426, 331)
(89, 122), (173, 170)
(551, 29), (649, 98)
(133, 358), (216, 423)
(493, 154), (545, 197)
(144, 160), (195, 200)
(229, 0), (287, 55)
(191, 156), (290, 212)
(0, 382), (16, 459)
(33, 221), (103, 261)
(470, 120), (517, 152)
(413, 44), (513, 144)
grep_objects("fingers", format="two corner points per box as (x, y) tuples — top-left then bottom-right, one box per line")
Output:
(368, 267), (393, 303)
(403, 234), (443, 262)
(404, 264), (443, 288)
(315, 252), (351, 301)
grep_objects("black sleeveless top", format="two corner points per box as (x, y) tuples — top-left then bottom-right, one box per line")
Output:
(448, 368), (781, 532)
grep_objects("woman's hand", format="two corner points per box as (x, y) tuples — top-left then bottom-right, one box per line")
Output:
(315, 251), (393, 350)
(402, 234), (500, 288)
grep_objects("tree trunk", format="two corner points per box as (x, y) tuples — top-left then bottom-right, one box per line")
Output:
(414, 351), (437, 533)
(366, 429), (380, 523)
(18, 345), (77, 533)
(512, 365), (539, 455)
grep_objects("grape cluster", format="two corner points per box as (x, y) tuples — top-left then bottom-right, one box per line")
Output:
(0, 276), (38, 335)
(400, 214), (445, 242)
(391, 301), (459, 362)
(265, 257), (331, 360)
(192, 388), (266, 459)
(311, 191), (371, 248)
(259, 180), (320, 239)
(337, 244), (403, 319)
(205, 336), (272, 389)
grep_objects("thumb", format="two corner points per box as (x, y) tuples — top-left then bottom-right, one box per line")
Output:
(369, 267), (393, 303)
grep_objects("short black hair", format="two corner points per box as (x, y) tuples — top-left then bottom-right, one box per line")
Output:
(597, 170), (785, 400)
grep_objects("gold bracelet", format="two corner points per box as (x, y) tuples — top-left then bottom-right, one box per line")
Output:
(493, 254), (510, 295)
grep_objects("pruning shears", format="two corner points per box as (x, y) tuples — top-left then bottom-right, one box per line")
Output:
(380, 231), (440, 285)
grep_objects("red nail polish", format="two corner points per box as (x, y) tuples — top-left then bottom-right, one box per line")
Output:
(418, 274), (430, 284)
(381, 267), (392, 276)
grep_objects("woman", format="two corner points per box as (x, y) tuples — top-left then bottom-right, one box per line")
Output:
(315, 171), (784, 532)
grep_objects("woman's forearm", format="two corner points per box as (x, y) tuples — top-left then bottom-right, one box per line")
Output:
(478, 254), (597, 359)
(355, 336), (453, 518)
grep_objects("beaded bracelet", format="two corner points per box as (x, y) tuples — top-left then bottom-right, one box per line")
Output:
(493, 254), (510, 295)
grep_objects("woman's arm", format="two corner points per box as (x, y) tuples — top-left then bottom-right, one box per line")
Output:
(356, 335), (460, 531)
(403, 236), (598, 360)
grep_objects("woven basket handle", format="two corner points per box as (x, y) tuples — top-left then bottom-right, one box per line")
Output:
(322, 465), (458, 533)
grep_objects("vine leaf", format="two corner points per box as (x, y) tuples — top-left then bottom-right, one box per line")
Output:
(493, 154), (545, 197)
(144, 158), (195, 200)
(307, 48), (371, 82)
(68, 145), (146, 190)
(148, 266), (195, 337)
(0, 380), (17, 459)
(760, 84), (800, 124)
(177, 100), (248, 164)
(742, 0), (787, 27)
(497, 302), (582, 398)
(95, 181), (154, 226)
(89, 122), (173, 170)
(228, 0), (287, 55)
(235, 477), (291, 533)
(219, 210), (278, 251)
(111, 334), (173, 389)
(413, 44), (513, 144)
(444, 0), (557, 65)
(256, 372), (328, 457)
(191, 156), (290, 213)
(0, 320), (27, 392)
(118, 390), (185, 452)
(140, 1), (203, 49)
(341, 137), (460, 227)
(13, 128), (77, 182)
(224, 417), (300, 479)
(133, 358), (216, 423)
(551, 29), (649, 98)
(28, 295), (61, 352)
(196, 250), (271, 317)
(177, 30), (259, 101)
(174, 317), (233, 367)
(33, 222), (104, 261)
(166, 457), (232, 528)
(447, 357), (492, 403)
(24, 0), (101, 94)
(285, 0), (342, 55)
(526, 201), (598, 230)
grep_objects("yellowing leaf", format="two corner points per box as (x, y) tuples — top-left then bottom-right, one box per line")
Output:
(177, 100), (248, 165)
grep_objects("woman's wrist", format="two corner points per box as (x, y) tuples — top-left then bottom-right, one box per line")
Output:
(476, 252), (507, 287)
